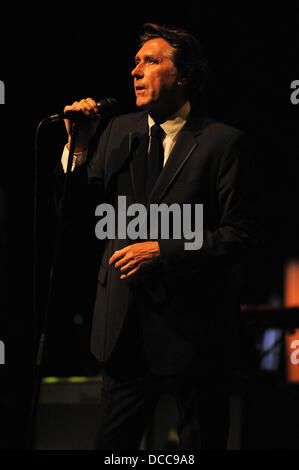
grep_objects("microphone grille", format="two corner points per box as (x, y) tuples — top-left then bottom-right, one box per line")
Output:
(96, 97), (119, 116)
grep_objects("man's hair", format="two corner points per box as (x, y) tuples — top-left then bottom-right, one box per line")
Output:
(138, 23), (209, 101)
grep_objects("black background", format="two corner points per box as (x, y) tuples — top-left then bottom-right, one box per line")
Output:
(1, 4), (299, 450)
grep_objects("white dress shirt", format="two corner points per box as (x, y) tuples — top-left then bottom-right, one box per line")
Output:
(61, 100), (191, 172)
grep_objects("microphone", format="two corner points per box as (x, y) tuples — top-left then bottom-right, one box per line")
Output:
(45, 97), (119, 122)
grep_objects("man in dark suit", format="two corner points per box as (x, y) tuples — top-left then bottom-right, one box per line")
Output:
(58, 23), (261, 449)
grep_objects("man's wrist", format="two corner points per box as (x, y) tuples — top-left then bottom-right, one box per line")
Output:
(61, 144), (88, 173)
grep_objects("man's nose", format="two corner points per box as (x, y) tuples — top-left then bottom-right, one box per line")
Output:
(131, 62), (143, 78)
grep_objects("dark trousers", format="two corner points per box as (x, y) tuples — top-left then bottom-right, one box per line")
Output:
(94, 369), (230, 450)
(94, 307), (230, 450)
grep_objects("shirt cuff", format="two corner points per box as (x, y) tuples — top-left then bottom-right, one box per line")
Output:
(61, 145), (88, 173)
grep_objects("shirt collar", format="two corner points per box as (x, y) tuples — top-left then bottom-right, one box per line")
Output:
(148, 101), (191, 139)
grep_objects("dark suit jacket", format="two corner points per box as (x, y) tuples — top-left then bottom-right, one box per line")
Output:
(57, 108), (262, 378)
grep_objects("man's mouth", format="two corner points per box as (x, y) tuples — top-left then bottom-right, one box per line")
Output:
(135, 85), (146, 92)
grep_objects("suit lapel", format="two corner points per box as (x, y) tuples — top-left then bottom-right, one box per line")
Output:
(146, 113), (203, 207)
(105, 112), (148, 200)
(129, 114), (148, 205)
(105, 112), (202, 207)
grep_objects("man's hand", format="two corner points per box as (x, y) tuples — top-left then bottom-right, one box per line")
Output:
(64, 97), (100, 152)
(109, 242), (160, 279)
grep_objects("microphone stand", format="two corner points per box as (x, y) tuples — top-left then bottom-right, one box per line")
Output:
(27, 119), (79, 449)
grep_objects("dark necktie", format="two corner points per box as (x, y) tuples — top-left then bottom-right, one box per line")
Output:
(146, 124), (164, 200)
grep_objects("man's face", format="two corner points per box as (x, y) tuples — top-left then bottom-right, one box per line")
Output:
(131, 38), (184, 115)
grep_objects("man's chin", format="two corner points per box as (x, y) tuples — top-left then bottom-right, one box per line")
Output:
(135, 96), (154, 109)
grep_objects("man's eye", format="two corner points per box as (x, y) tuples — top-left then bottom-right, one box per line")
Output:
(133, 57), (159, 67)
(146, 57), (158, 64)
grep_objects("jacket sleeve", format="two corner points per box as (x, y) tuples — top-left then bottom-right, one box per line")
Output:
(54, 117), (114, 220)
